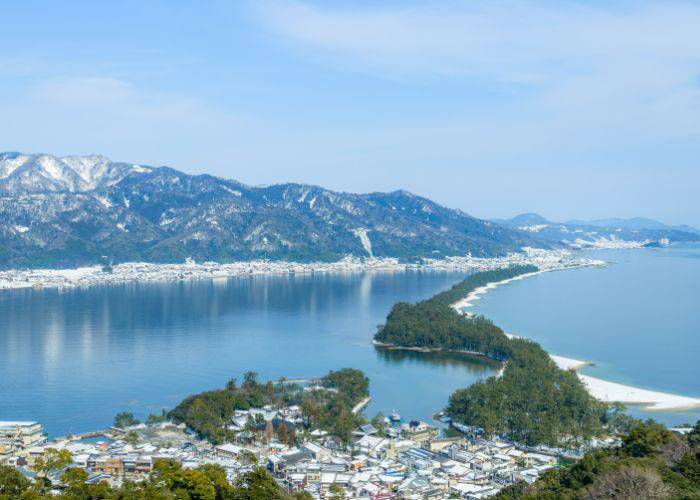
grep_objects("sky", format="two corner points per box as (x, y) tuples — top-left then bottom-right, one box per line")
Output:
(1, 0), (698, 226)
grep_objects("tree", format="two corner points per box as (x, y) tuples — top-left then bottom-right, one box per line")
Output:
(582, 465), (671, 499)
(277, 423), (289, 444)
(254, 413), (265, 430)
(287, 430), (298, 447)
(124, 430), (140, 446)
(242, 372), (258, 390)
(239, 450), (258, 465)
(60, 467), (91, 498)
(146, 409), (168, 425)
(370, 412), (388, 434)
(61, 467), (88, 485)
(0, 465), (30, 498)
(150, 459), (224, 500)
(244, 414), (257, 444)
(34, 448), (73, 480)
(198, 464), (234, 499)
(322, 369), (369, 403)
(328, 483), (347, 499)
(114, 411), (140, 429)
(233, 466), (287, 500)
(622, 421), (674, 457)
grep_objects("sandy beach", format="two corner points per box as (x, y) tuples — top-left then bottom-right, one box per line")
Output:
(449, 270), (547, 311)
(546, 354), (700, 411)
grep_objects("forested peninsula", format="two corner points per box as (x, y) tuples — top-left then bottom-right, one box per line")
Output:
(169, 369), (369, 445)
(374, 266), (611, 446)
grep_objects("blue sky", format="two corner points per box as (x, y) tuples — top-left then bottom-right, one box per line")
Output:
(1, 0), (698, 225)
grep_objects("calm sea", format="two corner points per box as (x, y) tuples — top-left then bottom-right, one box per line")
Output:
(0, 270), (497, 436)
(2, 245), (698, 436)
(471, 244), (700, 426)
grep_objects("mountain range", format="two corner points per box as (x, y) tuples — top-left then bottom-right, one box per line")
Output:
(0, 152), (544, 269)
(495, 213), (699, 247)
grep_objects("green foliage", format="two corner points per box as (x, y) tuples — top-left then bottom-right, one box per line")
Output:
(146, 409), (169, 425)
(375, 266), (608, 446)
(375, 266), (538, 360)
(0, 465), (30, 499)
(33, 448), (73, 480)
(446, 338), (608, 446)
(495, 420), (700, 499)
(124, 430), (140, 446)
(169, 369), (369, 444)
(322, 369), (369, 403)
(232, 466), (288, 500)
(0, 458), (294, 499)
(621, 420), (675, 457)
(370, 412), (388, 434)
(114, 411), (140, 429)
(328, 483), (347, 499)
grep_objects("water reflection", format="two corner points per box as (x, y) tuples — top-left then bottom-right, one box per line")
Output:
(0, 270), (498, 436)
(375, 347), (500, 373)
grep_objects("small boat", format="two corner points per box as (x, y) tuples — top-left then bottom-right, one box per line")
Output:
(389, 409), (401, 422)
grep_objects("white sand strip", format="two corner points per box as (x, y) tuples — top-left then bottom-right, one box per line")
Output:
(549, 354), (592, 371)
(549, 356), (700, 410)
(452, 272), (700, 412)
(578, 374), (700, 411)
(450, 270), (546, 312)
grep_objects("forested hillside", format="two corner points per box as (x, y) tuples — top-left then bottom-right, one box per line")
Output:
(496, 421), (700, 498)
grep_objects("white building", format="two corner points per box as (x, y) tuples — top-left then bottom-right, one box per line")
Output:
(0, 421), (44, 457)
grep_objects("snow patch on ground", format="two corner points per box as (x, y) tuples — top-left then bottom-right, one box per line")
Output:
(221, 185), (242, 196)
(518, 224), (549, 232)
(353, 229), (373, 257)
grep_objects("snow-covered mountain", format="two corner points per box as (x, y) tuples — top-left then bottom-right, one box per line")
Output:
(0, 152), (547, 269)
(497, 213), (699, 248)
(565, 217), (700, 235)
(0, 152), (151, 193)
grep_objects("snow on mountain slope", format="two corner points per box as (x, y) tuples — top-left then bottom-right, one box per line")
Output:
(497, 213), (699, 248)
(0, 152), (137, 193)
(0, 152), (549, 269)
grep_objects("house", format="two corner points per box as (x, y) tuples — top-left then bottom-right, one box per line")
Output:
(0, 421), (44, 457)
(450, 482), (499, 498)
(401, 421), (439, 442)
(91, 457), (124, 475)
(301, 442), (332, 461)
(353, 435), (389, 458)
(354, 424), (379, 437)
(521, 452), (557, 467)
(398, 448), (440, 471)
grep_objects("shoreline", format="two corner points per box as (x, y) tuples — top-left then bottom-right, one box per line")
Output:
(0, 248), (602, 291)
(372, 340), (503, 364)
(451, 269), (700, 412)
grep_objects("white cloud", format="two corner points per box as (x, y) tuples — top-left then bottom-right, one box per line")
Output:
(254, 1), (700, 80)
(254, 0), (700, 143)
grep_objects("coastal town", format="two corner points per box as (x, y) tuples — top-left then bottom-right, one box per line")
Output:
(0, 247), (605, 290)
(1, 404), (611, 499)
